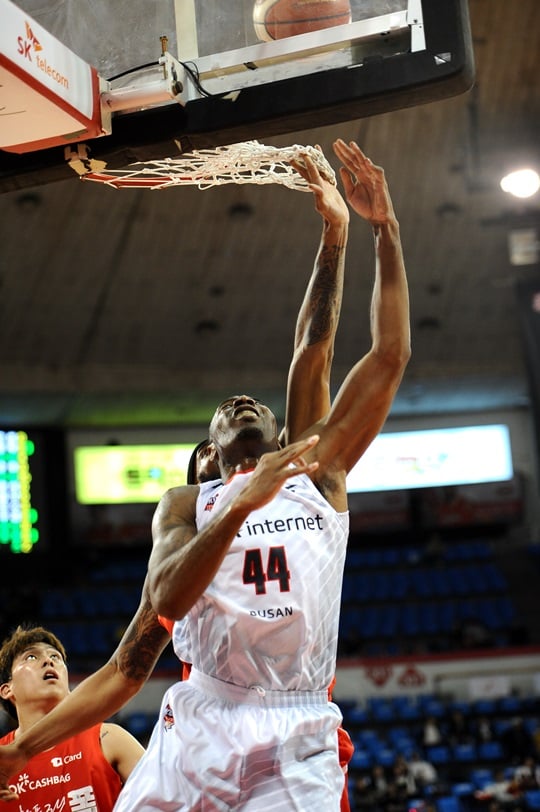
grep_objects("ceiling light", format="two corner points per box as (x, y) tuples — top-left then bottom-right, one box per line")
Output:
(500, 168), (540, 199)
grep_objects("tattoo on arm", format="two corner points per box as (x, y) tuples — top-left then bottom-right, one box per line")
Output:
(306, 244), (343, 345)
(115, 602), (167, 682)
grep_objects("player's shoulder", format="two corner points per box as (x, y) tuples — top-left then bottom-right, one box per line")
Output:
(159, 483), (199, 504)
(153, 484), (199, 524)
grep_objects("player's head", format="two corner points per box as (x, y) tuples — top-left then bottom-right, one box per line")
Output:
(0, 625), (68, 720)
(209, 395), (278, 449)
(186, 439), (219, 485)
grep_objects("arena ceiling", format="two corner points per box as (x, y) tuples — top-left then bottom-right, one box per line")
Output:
(0, 0), (538, 430)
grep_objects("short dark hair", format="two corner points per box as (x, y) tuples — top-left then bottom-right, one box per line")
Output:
(186, 439), (209, 485)
(0, 624), (67, 720)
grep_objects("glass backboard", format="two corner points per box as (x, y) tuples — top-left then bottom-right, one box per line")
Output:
(0, 0), (474, 191)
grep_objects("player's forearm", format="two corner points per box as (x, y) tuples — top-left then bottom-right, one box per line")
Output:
(371, 219), (411, 363)
(150, 499), (251, 619)
(284, 219), (347, 443)
(294, 219), (348, 351)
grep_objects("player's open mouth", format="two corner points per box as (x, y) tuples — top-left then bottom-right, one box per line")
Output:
(233, 405), (258, 418)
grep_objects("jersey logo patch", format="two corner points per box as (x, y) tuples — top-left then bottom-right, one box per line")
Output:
(163, 703), (175, 731)
(204, 493), (219, 511)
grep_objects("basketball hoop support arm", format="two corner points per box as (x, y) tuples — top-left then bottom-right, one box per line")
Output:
(100, 52), (184, 114)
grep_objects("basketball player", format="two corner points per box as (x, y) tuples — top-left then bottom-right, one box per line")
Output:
(0, 140), (409, 811)
(112, 139), (410, 811)
(0, 624), (144, 811)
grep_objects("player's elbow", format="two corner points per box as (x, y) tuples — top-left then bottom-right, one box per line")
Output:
(292, 343), (334, 382)
(386, 334), (411, 363)
(398, 340), (412, 367)
(374, 339), (411, 376)
(150, 580), (194, 621)
(149, 584), (178, 620)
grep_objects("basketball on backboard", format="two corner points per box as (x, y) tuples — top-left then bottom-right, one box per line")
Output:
(253, 0), (352, 42)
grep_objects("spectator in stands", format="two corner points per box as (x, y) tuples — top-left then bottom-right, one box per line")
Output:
(353, 763), (391, 810)
(423, 532), (446, 566)
(391, 753), (417, 803)
(474, 715), (496, 745)
(447, 707), (473, 746)
(0, 624), (144, 809)
(407, 750), (438, 789)
(502, 718), (537, 765)
(473, 767), (525, 809)
(533, 722), (540, 759)
(422, 714), (444, 747)
(338, 625), (363, 659)
(455, 615), (493, 649)
(513, 755), (540, 790)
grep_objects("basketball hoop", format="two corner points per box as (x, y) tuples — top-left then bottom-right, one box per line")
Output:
(68, 141), (336, 191)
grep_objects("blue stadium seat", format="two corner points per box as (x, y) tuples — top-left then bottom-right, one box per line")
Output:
(421, 696), (446, 717)
(449, 699), (471, 715)
(478, 740), (504, 761)
(381, 548), (401, 567)
(355, 729), (380, 747)
(373, 747), (396, 768)
(498, 695), (523, 714)
(524, 790), (540, 810)
(379, 605), (399, 638)
(122, 711), (154, 739)
(346, 705), (369, 724)
(452, 782), (475, 797)
(350, 749), (373, 770)
(397, 699), (422, 721)
(453, 743), (477, 762)
(474, 698), (496, 715)
(470, 768), (494, 790)
(437, 796), (462, 812)
(426, 745), (451, 765)
(344, 549), (365, 568)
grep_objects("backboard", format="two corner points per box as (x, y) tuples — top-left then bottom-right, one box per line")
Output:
(0, 0), (475, 191)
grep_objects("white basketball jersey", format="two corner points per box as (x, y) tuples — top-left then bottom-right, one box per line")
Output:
(170, 471), (349, 691)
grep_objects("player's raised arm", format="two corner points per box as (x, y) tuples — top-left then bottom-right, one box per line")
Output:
(282, 150), (349, 445)
(312, 141), (411, 482)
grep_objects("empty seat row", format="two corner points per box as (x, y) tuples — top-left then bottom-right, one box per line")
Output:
(341, 563), (508, 603)
(345, 541), (493, 570)
(41, 585), (141, 619)
(339, 596), (516, 639)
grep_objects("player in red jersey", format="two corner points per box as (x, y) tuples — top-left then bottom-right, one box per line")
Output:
(0, 625), (144, 810)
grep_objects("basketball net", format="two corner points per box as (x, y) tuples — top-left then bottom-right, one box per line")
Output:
(66, 141), (336, 191)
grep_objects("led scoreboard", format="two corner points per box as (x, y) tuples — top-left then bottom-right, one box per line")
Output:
(0, 429), (40, 553)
